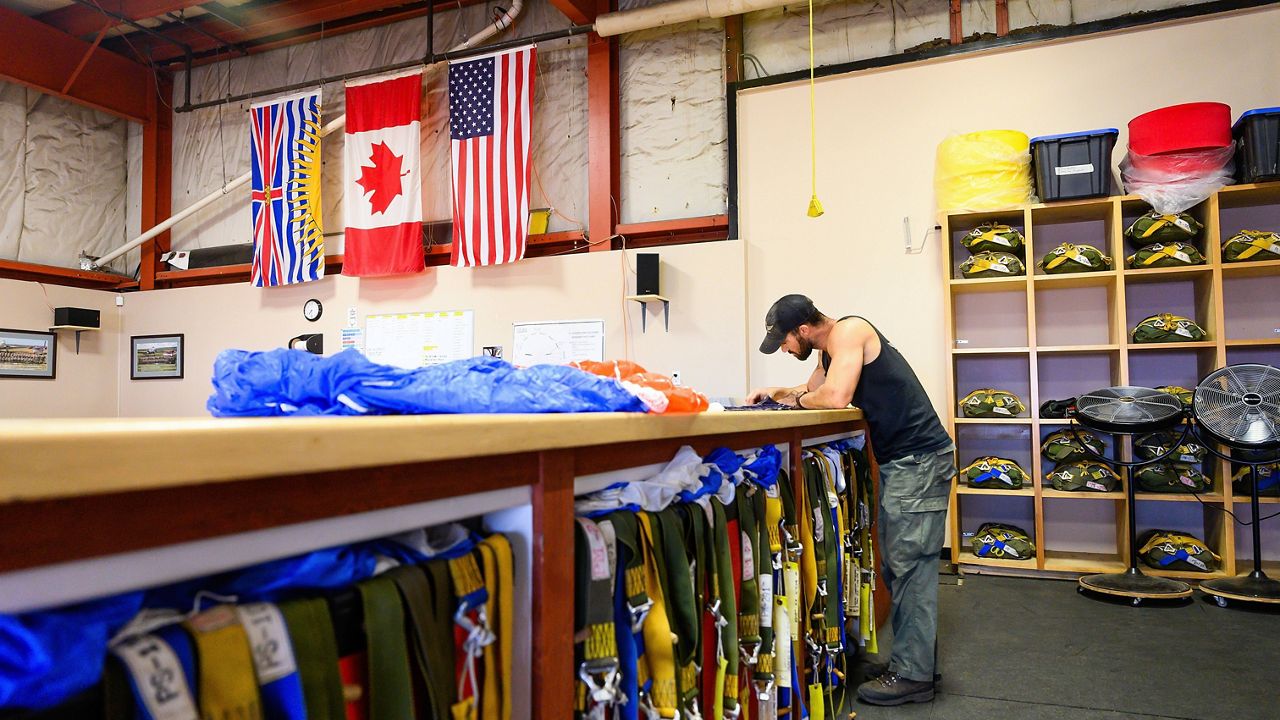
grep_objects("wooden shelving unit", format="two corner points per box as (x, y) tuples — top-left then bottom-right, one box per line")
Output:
(943, 183), (1280, 579)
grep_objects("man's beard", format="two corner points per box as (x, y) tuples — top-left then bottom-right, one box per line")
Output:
(792, 336), (813, 361)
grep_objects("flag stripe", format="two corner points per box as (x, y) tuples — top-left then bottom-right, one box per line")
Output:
(448, 46), (536, 268)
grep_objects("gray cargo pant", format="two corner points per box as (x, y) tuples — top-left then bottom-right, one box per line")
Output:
(877, 444), (956, 683)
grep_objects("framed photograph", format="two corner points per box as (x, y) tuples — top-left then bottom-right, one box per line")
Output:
(0, 329), (56, 379)
(131, 334), (184, 380)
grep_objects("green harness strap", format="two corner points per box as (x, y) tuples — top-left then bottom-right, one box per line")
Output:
(384, 564), (456, 720)
(422, 559), (460, 719)
(278, 597), (347, 720)
(356, 576), (415, 720)
(709, 499), (740, 718)
(654, 506), (702, 716)
(574, 517), (622, 717)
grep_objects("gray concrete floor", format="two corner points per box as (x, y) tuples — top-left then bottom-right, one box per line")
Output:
(848, 573), (1280, 720)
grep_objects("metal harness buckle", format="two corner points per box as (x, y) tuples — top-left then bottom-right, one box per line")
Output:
(754, 676), (775, 702)
(579, 660), (622, 707)
(739, 640), (760, 666)
(628, 598), (654, 633)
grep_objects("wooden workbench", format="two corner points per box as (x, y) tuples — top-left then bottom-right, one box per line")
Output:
(0, 409), (868, 719)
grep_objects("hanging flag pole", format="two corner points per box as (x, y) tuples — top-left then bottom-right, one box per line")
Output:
(805, 0), (823, 218)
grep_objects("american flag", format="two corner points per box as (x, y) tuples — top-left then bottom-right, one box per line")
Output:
(449, 46), (536, 267)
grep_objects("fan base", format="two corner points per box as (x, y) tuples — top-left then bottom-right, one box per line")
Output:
(1200, 572), (1280, 605)
(1079, 569), (1193, 600)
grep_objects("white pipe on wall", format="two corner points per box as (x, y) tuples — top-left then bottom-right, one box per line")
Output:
(594, 0), (792, 37)
(451, 0), (525, 51)
(94, 114), (348, 270)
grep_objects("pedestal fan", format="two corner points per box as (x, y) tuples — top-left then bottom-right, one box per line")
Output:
(1192, 363), (1280, 607)
(1070, 386), (1193, 604)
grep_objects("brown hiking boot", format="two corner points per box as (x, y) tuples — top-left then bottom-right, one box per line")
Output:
(856, 671), (935, 706)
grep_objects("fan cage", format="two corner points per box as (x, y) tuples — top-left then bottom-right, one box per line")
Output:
(1075, 386), (1186, 434)
(1193, 364), (1280, 450)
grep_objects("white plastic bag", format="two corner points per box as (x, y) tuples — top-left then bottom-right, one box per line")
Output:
(1121, 146), (1235, 215)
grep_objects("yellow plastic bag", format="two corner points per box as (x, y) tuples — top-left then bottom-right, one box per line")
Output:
(935, 130), (1033, 213)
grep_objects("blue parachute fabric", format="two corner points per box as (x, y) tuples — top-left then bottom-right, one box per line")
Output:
(0, 592), (144, 710)
(743, 445), (782, 488)
(208, 349), (647, 416)
(0, 529), (490, 710)
(705, 446), (746, 479)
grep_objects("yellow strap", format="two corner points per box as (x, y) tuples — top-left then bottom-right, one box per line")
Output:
(805, 0), (822, 217)
(478, 544), (500, 720)
(185, 605), (263, 720)
(482, 535), (514, 720)
(807, 684), (824, 720)
(713, 654), (728, 720)
(1139, 216), (1173, 238)
(638, 514), (679, 718)
(766, 496), (783, 554)
(451, 697), (477, 720)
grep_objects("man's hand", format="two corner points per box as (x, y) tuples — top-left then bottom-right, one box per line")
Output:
(747, 386), (804, 404)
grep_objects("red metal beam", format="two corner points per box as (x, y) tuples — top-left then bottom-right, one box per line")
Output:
(548, 0), (595, 25)
(614, 214), (729, 246)
(586, 0), (618, 253)
(62, 22), (114, 94)
(0, 6), (152, 122)
(0, 259), (131, 289)
(38, 0), (209, 38)
(114, 0), (483, 64)
(996, 0), (1009, 37)
(140, 74), (173, 291)
(949, 0), (963, 44)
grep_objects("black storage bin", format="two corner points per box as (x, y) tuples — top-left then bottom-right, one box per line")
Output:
(1030, 128), (1118, 201)
(1233, 107), (1280, 183)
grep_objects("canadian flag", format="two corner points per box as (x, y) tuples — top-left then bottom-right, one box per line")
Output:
(342, 72), (424, 277)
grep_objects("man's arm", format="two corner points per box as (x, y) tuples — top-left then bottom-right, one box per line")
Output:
(794, 320), (871, 409)
(746, 362), (826, 404)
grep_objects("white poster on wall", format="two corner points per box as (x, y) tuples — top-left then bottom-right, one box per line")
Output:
(512, 319), (605, 367)
(365, 310), (474, 368)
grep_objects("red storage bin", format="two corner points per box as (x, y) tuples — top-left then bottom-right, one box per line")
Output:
(1128, 102), (1232, 155)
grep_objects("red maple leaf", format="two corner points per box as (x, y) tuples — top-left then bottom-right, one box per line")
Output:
(356, 141), (407, 215)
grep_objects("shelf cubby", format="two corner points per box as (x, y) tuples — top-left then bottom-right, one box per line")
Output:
(946, 209), (1028, 281)
(1134, 499), (1232, 579)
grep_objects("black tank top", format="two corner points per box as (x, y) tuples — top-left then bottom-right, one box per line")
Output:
(821, 316), (952, 462)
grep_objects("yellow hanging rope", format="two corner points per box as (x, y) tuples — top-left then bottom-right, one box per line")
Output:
(806, 0), (823, 218)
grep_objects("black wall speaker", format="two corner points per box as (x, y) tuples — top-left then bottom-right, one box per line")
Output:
(53, 307), (100, 329)
(636, 253), (660, 296)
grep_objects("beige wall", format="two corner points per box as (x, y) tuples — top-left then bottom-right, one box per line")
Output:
(120, 241), (747, 417)
(739, 6), (1280, 419)
(0, 279), (121, 418)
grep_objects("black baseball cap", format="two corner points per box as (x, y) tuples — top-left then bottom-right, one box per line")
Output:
(759, 294), (818, 354)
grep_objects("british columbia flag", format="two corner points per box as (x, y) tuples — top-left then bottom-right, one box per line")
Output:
(249, 90), (324, 287)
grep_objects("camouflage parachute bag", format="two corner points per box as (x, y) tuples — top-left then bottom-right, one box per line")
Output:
(1135, 430), (1207, 464)
(1134, 463), (1210, 493)
(1126, 242), (1206, 269)
(1041, 429), (1106, 463)
(961, 224), (1026, 254)
(1232, 464), (1280, 497)
(1156, 385), (1194, 407)
(959, 388), (1027, 418)
(1222, 230), (1280, 263)
(961, 456), (1029, 489)
(1130, 314), (1206, 343)
(971, 523), (1035, 561)
(1125, 211), (1203, 244)
(1037, 243), (1113, 274)
(1047, 460), (1120, 492)
(1138, 529), (1219, 573)
(960, 251), (1026, 278)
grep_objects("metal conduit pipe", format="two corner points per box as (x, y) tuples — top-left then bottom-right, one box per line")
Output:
(594, 0), (794, 37)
